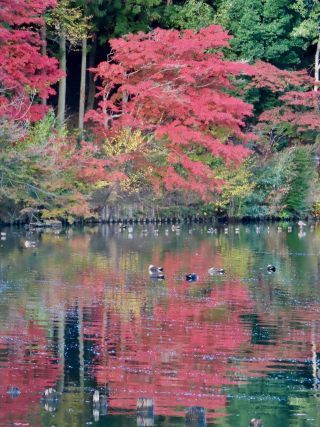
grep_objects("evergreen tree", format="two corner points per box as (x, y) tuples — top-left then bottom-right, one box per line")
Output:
(162, 0), (215, 30)
(283, 147), (315, 216)
(291, 0), (320, 90)
(216, 0), (307, 68)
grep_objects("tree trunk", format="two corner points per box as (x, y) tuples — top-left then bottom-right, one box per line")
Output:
(315, 34), (320, 92)
(166, 0), (173, 5)
(78, 36), (87, 135)
(40, 23), (47, 107)
(86, 36), (97, 111)
(57, 28), (67, 126)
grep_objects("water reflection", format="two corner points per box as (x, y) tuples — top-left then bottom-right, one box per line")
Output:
(1, 224), (320, 425)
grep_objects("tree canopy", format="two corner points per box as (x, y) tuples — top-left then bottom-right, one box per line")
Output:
(0, 0), (319, 222)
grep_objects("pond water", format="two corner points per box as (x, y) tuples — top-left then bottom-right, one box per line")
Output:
(0, 223), (320, 426)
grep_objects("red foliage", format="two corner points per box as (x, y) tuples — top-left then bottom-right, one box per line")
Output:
(250, 61), (320, 137)
(0, 0), (61, 123)
(260, 91), (320, 133)
(86, 26), (254, 199)
(86, 30), (320, 192)
(0, 316), (60, 425)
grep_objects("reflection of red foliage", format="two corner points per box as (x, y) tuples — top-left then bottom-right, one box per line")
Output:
(88, 278), (252, 418)
(0, 317), (60, 425)
(4, 232), (320, 423)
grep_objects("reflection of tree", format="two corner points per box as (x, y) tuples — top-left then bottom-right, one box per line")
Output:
(0, 317), (61, 425)
(3, 225), (320, 424)
(86, 279), (252, 419)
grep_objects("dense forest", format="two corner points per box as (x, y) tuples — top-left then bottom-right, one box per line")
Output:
(0, 0), (319, 224)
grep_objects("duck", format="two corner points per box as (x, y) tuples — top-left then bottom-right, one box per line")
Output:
(41, 387), (58, 412)
(44, 387), (57, 399)
(171, 224), (180, 231)
(249, 418), (263, 427)
(267, 265), (276, 273)
(24, 240), (37, 248)
(208, 267), (225, 275)
(207, 228), (215, 234)
(298, 220), (306, 227)
(149, 264), (165, 280)
(149, 265), (163, 274)
(186, 273), (199, 282)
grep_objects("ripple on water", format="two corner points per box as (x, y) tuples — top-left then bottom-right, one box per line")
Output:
(0, 224), (320, 426)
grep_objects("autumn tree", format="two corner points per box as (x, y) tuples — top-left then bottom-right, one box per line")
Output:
(0, 0), (61, 131)
(250, 61), (319, 150)
(86, 26), (256, 199)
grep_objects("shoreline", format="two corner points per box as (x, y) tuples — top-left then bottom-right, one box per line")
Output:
(0, 215), (314, 228)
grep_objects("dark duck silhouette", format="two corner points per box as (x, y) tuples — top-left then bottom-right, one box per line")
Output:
(267, 265), (276, 273)
(186, 273), (198, 282)
(148, 265), (165, 279)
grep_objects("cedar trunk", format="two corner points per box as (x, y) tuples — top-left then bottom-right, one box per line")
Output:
(79, 36), (87, 134)
(57, 28), (67, 126)
(86, 36), (97, 111)
(315, 34), (320, 92)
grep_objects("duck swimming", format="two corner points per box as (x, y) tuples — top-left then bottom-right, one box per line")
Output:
(149, 265), (163, 274)
(186, 273), (198, 282)
(149, 265), (165, 280)
(171, 225), (180, 231)
(207, 228), (217, 234)
(24, 240), (37, 248)
(267, 265), (276, 272)
(208, 267), (225, 275)
(249, 418), (263, 427)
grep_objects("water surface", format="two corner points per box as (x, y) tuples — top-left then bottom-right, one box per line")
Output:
(0, 223), (320, 426)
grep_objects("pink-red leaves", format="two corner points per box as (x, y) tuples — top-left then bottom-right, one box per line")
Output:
(0, 0), (61, 124)
(87, 26), (254, 198)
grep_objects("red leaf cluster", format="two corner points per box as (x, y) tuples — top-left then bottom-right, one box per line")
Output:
(0, 0), (61, 123)
(86, 26), (254, 198)
(251, 61), (319, 135)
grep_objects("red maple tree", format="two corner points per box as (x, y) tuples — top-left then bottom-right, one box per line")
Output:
(251, 61), (320, 144)
(0, 0), (61, 124)
(86, 28), (319, 198)
(86, 26), (254, 199)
